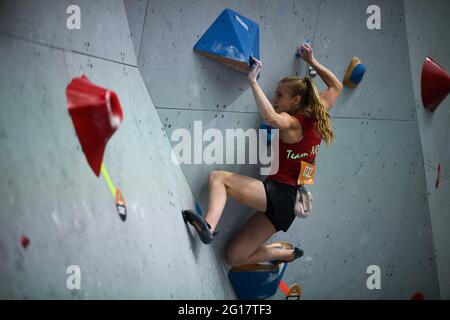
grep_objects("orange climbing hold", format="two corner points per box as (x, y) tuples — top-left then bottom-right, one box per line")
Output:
(115, 188), (127, 221)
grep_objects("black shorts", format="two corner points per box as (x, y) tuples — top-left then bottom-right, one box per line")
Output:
(263, 179), (298, 232)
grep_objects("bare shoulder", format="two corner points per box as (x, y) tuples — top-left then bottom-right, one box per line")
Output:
(269, 112), (301, 131)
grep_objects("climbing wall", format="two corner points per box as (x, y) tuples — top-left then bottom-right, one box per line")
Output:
(0, 0), (234, 299)
(137, 0), (323, 298)
(0, 0), (447, 299)
(404, 0), (450, 299)
(138, 0), (441, 299)
(275, 0), (440, 299)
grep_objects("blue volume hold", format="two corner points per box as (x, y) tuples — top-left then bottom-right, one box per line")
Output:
(194, 9), (259, 72)
(349, 63), (367, 84)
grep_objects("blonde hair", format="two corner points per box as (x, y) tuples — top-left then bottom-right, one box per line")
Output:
(280, 76), (335, 145)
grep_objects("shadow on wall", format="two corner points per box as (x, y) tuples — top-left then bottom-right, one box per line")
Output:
(338, 89), (357, 110)
(192, 53), (251, 108)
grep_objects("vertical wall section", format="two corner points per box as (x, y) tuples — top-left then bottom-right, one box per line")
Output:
(404, 0), (450, 299)
(0, 0), (234, 299)
(0, 0), (447, 299)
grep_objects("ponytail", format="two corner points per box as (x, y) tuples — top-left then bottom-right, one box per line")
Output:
(303, 77), (335, 145)
(280, 76), (335, 145)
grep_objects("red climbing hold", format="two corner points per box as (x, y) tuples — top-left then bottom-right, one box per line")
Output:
(21, 236), (30, 248)
(411, 292), (425, 300)
(66, 75), (123, 176)
(435, 163), (441, 189)
(278, 280), (290, 296)
(421, 57), (450, 112)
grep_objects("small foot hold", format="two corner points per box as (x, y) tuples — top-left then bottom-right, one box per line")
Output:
(271, 247), (304, 265)
(182, 210), (215, 244)
(286, 284), (302, 300)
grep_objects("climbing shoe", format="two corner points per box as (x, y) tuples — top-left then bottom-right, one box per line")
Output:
(271, 247), (304, 265)
(181, 210), (217, 244)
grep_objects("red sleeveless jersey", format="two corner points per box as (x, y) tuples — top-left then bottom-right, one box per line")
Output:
(267, 113), (322, 186)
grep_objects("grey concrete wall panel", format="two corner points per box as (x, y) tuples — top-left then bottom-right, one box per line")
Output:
(0, 36), (70, 299)
(0, 0), (137, 65)
(63, 51), (234, 299)
(157, 108), (266, 255)
(404, 0), (450, 299)
(314, 0), (416, 121)
(270, 118), (440, 299)
(0, 35), (234, 298)
(139, 0), (320, 113)
(124, 0), (148, 61)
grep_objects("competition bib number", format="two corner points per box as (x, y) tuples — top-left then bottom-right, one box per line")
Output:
(297, 161), (315, 185)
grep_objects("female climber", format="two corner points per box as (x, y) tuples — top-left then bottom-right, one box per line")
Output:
(182, 42), (342, 266)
